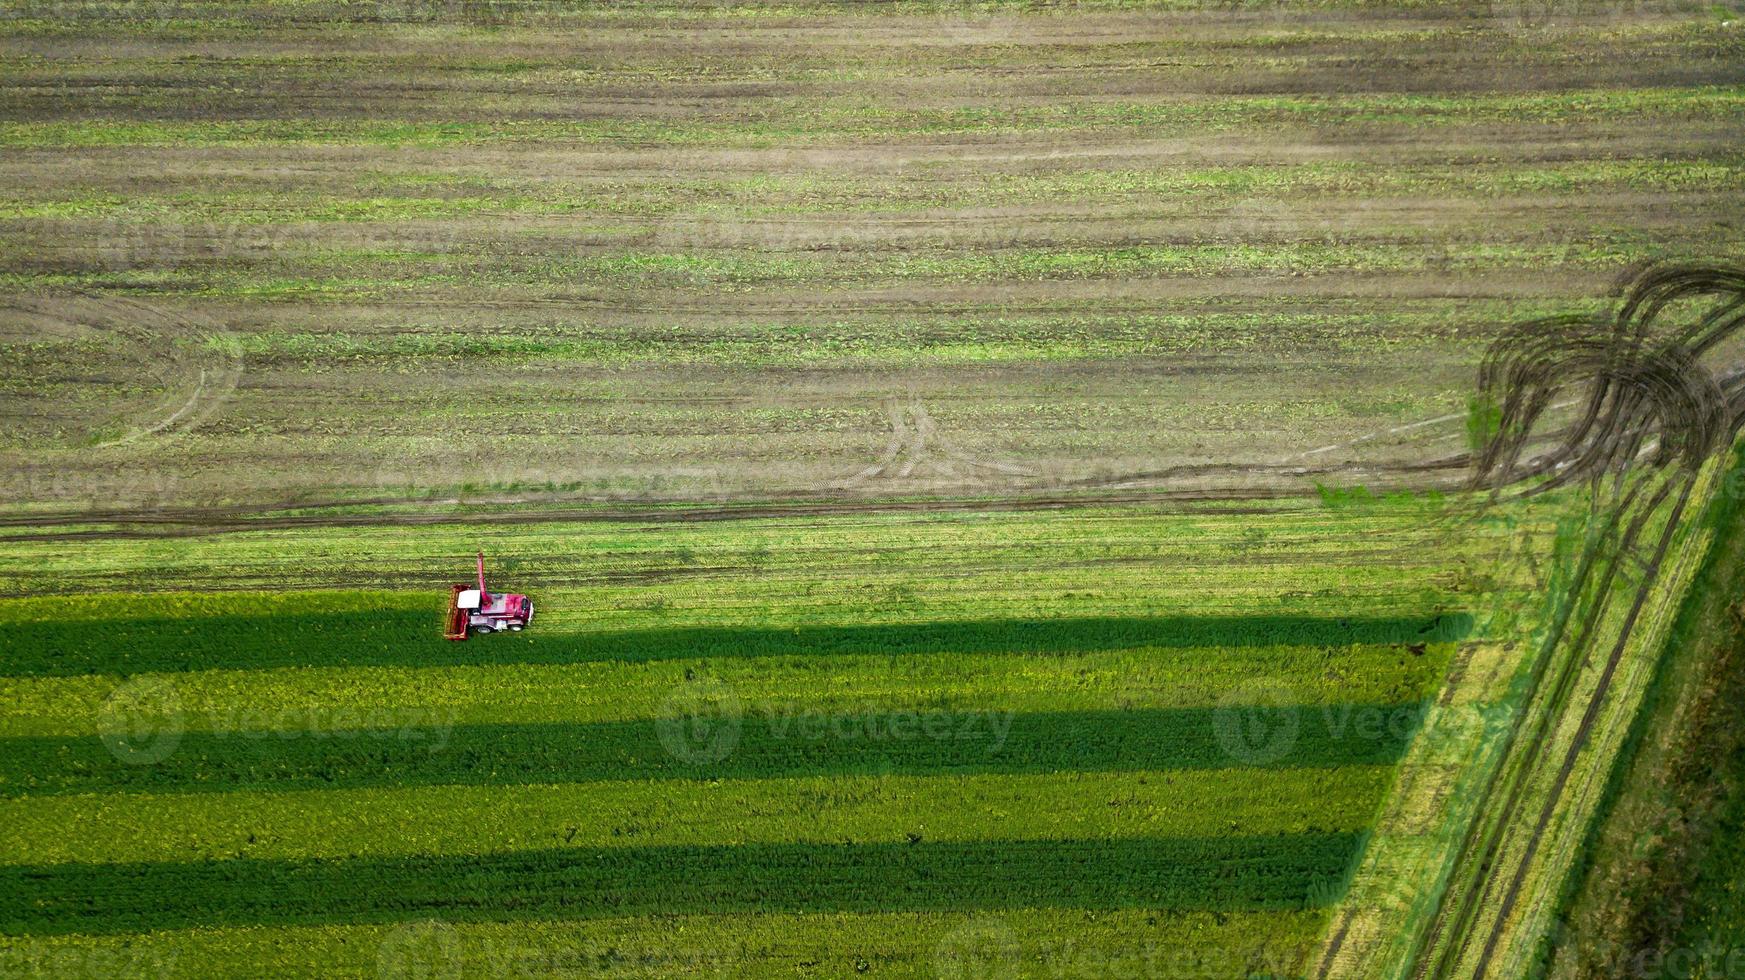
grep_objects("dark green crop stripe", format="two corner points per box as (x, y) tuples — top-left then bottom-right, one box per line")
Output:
(0, 834), (1362, 937)
(1, 704), (1424, 796)
(1, 611), (1472, 676)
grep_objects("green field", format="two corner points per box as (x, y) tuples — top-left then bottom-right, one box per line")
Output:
(5, 0), (1745, 976)
(0, 496), (1519, 976)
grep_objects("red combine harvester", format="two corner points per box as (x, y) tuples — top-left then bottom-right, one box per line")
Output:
(445, 550), (533, 640)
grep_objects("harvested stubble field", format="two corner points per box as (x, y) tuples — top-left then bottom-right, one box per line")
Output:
(2, 0), (1744, 506)
(4, 1), (1745, 978)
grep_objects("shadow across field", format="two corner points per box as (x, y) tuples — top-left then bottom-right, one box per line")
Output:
(4, 610), (1473, 676)
(0, 833), (1362, 936)
(1, 704), (1422, 796)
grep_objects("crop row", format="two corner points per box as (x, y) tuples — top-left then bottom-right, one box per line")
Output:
(0, 493), (1485, 582)
(15, 239), (1745, 300)
(2, 12), (1714, 73)
(0, 522), (1479, 605)
(0, 833), (1364, 937)
(0, 906), (1330, 978)
(1, 643), (1454, 737)
(0, 766), (1392, 864)
(12, 158), (1743, 224)
(0, 592), (1469, 677)
(208, 305), (1579, 365)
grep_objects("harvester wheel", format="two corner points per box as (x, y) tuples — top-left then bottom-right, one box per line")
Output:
(474, 624), (495, 634)
(509, 624), (524, 632)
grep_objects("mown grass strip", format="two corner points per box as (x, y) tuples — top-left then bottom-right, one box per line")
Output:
(0, 500), (1470, 603)
(0, 767), (1393, 864)
(0, 603), (1471, 676)
(0, 833), (1363, 936)
(0, 704), (1423, 796)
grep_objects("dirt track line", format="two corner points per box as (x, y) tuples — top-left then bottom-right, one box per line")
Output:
(1409, 477), (1665, 977)
(1294, 410), (1470, 460)
(0, 488), (1313, 542)
(1313, 910), (1355, 979)
(1472, 479), (1696, 976)
(1409, 526), (1603, 977)
(1290, 396), (1591, 465)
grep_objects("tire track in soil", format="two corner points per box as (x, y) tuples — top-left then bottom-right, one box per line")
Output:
(0, 293), (240, 452)
(0, 459), (1471, 541)
(1473, 479), (1696, 976)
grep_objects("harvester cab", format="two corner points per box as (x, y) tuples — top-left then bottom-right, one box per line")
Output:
(445, 550), (533, 640)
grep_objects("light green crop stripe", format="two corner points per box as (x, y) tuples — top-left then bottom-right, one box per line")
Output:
(0, 906), (1330, 979)
(0, 766), (1391, 865)
(0, 644), (1452, 737)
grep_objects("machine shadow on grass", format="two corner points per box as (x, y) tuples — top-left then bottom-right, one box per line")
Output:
(0, 835), (1365, 938)
(8, 609), (1474, 676)
(5, 703), (1425, 796)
